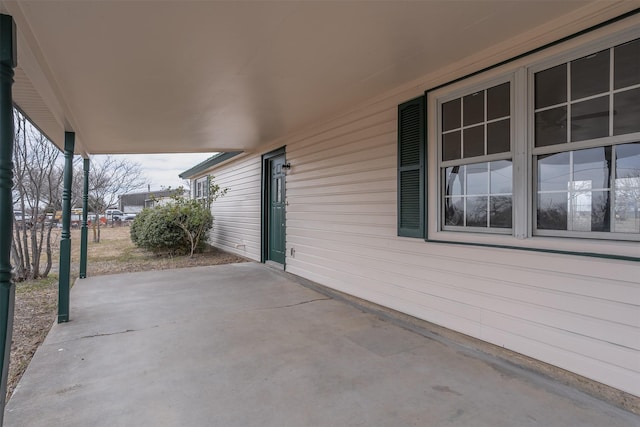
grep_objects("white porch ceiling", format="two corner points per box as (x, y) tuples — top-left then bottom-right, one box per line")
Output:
(0, 1), (634, 156)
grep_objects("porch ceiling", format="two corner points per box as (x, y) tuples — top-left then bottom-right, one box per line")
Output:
(0, 1), (622, 157)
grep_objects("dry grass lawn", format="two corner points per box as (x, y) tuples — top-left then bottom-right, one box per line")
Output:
(8, 225), (248, 401)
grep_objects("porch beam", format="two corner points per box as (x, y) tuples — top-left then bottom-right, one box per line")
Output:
(0, 13), (17, 423)
(79, 158), (89, 279)
(58, 132), (74, 323)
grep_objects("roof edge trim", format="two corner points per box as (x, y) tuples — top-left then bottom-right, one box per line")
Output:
(179, 151), (242, 179)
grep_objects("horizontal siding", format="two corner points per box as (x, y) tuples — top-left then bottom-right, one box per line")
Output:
(208, 156), (261, 261)
(205, 27), (640, 398)
(280, 97), (640, 397)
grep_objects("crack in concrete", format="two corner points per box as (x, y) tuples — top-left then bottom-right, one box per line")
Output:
(80, 325), (158, 339)
(80, 329), (136, 339)
(260, 297), (331, 310)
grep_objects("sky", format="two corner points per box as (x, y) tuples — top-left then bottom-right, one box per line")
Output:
(103, 152), (217, 192)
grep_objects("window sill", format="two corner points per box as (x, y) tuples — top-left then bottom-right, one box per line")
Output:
(425, 229), (640, 261)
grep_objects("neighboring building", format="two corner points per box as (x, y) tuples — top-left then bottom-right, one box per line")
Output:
(119, 189), (184, 213)
(181, 14), (640, 399)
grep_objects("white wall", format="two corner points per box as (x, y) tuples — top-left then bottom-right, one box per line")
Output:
(205, 11), (640, 397)
(207, 93), (639, 397)
(283, 99), (639, 397)
(208, 156), (262, 261)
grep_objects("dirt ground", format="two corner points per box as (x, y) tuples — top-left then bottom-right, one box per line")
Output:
(8, 225), (248, 401)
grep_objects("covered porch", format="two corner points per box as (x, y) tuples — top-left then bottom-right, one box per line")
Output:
(0, 1), (639, 423)
(4, 263), (636, 426)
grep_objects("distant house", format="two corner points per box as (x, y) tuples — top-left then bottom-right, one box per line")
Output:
(119, 189), (184, 213)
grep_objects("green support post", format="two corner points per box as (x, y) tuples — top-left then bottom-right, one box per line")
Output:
(79, 158), (89, 279)
(58, 132), (74, 323)
(0, 14), (16, 423)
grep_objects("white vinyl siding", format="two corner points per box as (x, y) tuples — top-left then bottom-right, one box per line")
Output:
(206, 156), (262, 261)
(207, 98), (638, 396)
(203, 13), (640, 397)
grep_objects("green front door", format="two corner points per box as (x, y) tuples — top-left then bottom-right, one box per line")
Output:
(268, 154), (286, 264)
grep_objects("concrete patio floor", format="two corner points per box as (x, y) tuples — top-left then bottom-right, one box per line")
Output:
(5, 263), (638, 426)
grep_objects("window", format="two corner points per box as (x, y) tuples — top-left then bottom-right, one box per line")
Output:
(440, 81), (513, 232)
(194, 176), (209, 206)
(532, 37), (640, 239)
(400, 25), (640, 257)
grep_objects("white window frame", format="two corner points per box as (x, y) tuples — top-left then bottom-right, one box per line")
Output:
(437, 73), (517, 235)
(426, 23), (640, 258)
(194, 176), (208, 203)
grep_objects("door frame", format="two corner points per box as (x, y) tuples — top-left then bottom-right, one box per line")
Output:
(261, 146), (286, 265)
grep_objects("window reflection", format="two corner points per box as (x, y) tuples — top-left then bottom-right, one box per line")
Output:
(614, 143), (640, 233)
(275, 178), (282, 203)
(536, 146), (625, 233)
(443, 161), (512, 229)
(444, 197), (464, 226)
(445, 166), (463, 196)
(466, 197), (487, 227)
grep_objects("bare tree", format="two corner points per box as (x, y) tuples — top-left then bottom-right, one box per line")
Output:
(181, 179), (192, 195)
(11, 110), (63, 281)
(87, 156), (147, 242)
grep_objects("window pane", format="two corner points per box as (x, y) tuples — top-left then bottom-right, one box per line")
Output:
(538, 152), (570, 192)
(616, 143), (640, 178)
(568, 189), (610, 232)
(444, 166), (464, 196)
(487, 82), (510, 120)
(466, 162), (488, 195)
(443, 131), (461, 161)
(444, 197), (464, 226)
(490, 160), (512, 193)
(591, 191), (610, 232)
(537, 192), (568, 230)
(276, 178), (282, 203)
(463, 125), (484, 158)
(490, 196), (512, 228)
(614, 38), (640, 89)
(487, 119), (510, 154)
(571, 49), (609, 100)
(535, 64), (567, 108)
(442, 98), (461, 131)
(535, 106), (567, 147)
(573, 147), (611, 190)
(615, 143), (640, 233)
(466, 196), (487, 227)
(613, 88), (640, 135)
(463, 91), (484, 126)
(571, 96), (609, 142)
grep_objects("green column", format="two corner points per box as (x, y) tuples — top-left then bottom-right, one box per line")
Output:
(0, 14), (16, 422)
(58, 132), (74, 323)
(79, 158), (89, 279)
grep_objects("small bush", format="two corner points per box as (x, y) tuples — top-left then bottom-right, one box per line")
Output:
(131, 199), (214, 256)
(130, 208), (151, 245)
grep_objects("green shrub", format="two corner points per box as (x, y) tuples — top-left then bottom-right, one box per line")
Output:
(131, 199), (214, 256)
(131, 181), (226, 256)
(130, 208), (151, 245)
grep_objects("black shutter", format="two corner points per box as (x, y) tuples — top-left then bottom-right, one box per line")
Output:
(398, 96), (425, 238)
